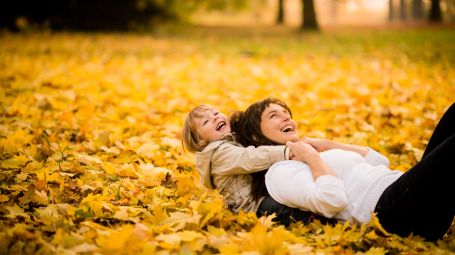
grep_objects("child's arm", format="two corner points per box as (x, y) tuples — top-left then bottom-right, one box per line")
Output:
(211, 143), (290, 175)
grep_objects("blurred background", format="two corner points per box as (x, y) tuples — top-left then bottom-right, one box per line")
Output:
(1, 0), (454, 31)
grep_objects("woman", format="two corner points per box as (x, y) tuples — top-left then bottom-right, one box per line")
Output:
(230, 97), (454, 241)
(182, 104), (332, 226)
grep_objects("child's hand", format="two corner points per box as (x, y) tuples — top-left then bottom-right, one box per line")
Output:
(286, 141), (320, 164)
(300, 137), (332, 152)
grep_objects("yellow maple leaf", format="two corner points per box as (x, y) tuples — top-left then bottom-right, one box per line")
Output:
(370, 212), (391, 237)
(162, 211), (201, 232)
(68, 243), (99, 253)
(178, 230), (205, 242)
(96, 224), (134, 251)
(1, 130), (33, 155)
(102, 161), (117, 175)
(136, 142), (159, 158)
(35, 205), (60, 226)
(116, 163), (139, 178)
(0, 194), (9, 202)
(1, 154), (30, 169)
(32, 190), (49, 205)
(6, 204), (30, 220)
(156, 233), (181, 250)
(6, 223), (34, 239)
(149, 204), (169, 223)
(240, 222), (288, 255)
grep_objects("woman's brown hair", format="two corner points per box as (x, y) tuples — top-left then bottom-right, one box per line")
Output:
(230, 97), (292, 202)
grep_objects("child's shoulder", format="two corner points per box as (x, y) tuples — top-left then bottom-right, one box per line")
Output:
(204, 139), (239, 151)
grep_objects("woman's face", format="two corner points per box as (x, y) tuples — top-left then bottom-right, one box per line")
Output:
(260, 103), (298, 144)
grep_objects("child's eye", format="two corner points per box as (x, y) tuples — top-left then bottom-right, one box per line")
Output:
(203, 120), (209, 125)
(214, 111), (219, 116)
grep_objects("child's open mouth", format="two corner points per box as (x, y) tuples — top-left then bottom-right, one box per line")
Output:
(216, 121), (226, 131)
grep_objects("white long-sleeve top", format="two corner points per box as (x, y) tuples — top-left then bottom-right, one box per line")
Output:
(265, 148), (403, 224)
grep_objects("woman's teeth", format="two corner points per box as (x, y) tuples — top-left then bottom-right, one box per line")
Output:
(282, 126), (293, 133)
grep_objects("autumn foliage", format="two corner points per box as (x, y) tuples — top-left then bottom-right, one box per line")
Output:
(0, 27), (454, 254)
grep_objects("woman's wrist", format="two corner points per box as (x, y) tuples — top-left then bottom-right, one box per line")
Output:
(323, 139), (334, 150)
(305, 153), (323, 166)
(330, 141), (368, 157)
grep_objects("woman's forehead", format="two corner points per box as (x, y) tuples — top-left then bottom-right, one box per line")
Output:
(264, 103), (287, 112)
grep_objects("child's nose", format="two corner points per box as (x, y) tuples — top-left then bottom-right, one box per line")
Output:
(212, 115), (221, 122)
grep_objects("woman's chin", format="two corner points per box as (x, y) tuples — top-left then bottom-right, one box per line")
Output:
(282, 135), (299, 143)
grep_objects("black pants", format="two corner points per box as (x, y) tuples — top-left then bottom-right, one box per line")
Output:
(256, 195), (336, 226)
(375, 103), (455, 241)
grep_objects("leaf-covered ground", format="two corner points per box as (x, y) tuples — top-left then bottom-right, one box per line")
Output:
(1, 26), (454, 254)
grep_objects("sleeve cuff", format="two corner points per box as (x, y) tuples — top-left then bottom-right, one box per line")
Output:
(266, 145), (288, 162)
(284, 145), (290, 160)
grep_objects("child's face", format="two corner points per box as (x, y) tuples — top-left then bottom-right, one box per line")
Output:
(194, 108), (231, 143)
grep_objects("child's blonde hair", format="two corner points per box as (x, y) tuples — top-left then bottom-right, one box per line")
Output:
(182, 104), (215, 153)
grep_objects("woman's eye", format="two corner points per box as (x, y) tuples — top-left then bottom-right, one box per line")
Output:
(270, 114), (276, 119)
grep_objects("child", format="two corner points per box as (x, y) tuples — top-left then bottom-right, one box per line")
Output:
(182, 104), (291, 213)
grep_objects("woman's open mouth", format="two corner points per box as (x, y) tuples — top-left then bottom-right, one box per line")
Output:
(281, 125), (295, 133)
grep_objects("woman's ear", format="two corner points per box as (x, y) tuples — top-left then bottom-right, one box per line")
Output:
(252, 135), (258, 142)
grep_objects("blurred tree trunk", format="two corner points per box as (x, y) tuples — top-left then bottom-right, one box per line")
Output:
(412, 0), (424, 20)
(389, 0), (394, 21)
(277, 0), (285, 24)
(399, 0), (406, 21)
(330, 0), (337, 24)
(301, 0), (318, 30)
(429, 0), (442, 22)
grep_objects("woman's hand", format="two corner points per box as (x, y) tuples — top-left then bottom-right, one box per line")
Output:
(286, 141), (337, 180)
(300, 137), (332, 152)
(286, 141), (320, 164)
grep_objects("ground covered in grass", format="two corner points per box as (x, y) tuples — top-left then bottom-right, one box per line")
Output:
(0, 26), (454, 254)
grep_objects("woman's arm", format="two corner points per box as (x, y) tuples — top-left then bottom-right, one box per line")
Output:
(301, 137), (389, 166)
(268, 141), (348, 217)
(265, 160), (348, 218)
(286, 141), (337, 180)
(326, 141), (369, 157)
(301, 137), (368, 157)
